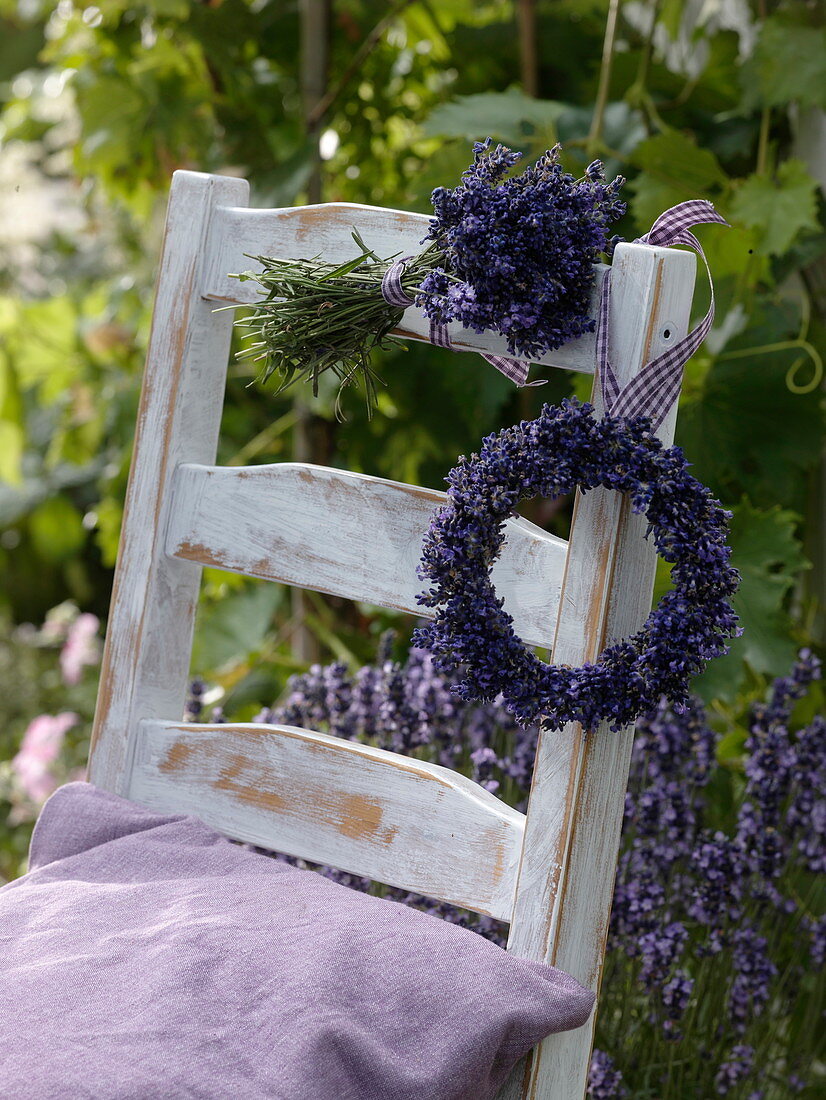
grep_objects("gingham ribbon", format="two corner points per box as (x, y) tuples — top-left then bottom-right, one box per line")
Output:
(381, 258), (531, 386)
(597, 199), (729, 429)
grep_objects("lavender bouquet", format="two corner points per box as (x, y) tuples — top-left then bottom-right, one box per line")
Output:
(196, 645), (824, 1098)
(231, 141), (625, 414)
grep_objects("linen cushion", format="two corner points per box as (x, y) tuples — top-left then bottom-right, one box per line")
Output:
(0, 781), (594, 1100)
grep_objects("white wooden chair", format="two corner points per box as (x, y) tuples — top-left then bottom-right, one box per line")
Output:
(87, 171), (696, 1100)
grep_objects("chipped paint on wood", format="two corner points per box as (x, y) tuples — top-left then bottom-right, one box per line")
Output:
(165, 462), (568, 650)
(158, 739), (198, 775)
(88, 171), (251, 793)
(129, 719), (525, 923)
(215, 774), (286, 815)
(334, 794), (386, 842)
(500, 242), (697, 1100)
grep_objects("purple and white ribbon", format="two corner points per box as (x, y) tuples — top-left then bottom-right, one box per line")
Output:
(596, 199), (729, 429)
(381, 259), (531, 386)
(381, 199), (727, 411)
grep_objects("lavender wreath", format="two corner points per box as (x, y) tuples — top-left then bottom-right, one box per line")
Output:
(413, 399), (741, 733)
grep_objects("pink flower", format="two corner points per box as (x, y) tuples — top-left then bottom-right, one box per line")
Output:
(59, 612), (101, 686)
(12, 712), (79, 804)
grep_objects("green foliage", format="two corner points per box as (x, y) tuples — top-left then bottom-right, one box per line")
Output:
(422, 87), (564, 147)
(676, 300), (823, 512)
(629, 130), (728, 229)
(694, 500), (809, 702)
(192, 584), (283, 674)
(731, 160), (820, 257)
(740, 17), (826, 111)
(0, 0), (823, 908)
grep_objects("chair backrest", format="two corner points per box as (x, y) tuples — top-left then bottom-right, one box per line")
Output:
(87, 170), (696, 1100)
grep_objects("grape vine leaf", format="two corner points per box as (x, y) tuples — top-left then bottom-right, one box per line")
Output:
(423, 88), (564, 148)
(740, 19), (826, 111)
(730, 160), (819, 257)
(628, 130), (727, 231)
(192, 585), (283, 673)
(692, 499), (809, 703)
(677, 301), (825, 510)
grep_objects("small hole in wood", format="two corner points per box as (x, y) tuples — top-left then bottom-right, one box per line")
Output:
(663, 328), (672, 339)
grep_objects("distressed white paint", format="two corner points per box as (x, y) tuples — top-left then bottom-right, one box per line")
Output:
(202, 202), (603, 376)
(129, 719), (525, 922)
(88, 171), (249, 796)
(165, 462), (567, 649)
(496, 242), (697, 1100)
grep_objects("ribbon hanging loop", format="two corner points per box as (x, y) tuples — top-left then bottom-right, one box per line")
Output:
(596, 199), (729, 430)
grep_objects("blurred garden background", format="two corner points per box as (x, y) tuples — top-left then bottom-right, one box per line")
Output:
(0, 1), (823, 1096)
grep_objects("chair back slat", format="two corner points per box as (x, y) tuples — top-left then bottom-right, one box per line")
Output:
(129, 719), (525, 923)
(201, 203), (602, 376)
(165, 462), (568, 649)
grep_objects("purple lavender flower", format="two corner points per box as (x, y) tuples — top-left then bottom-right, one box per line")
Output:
(418, 141), (625, 359)
(787, 714), (826, 874)
(715, 1045), (754, 1094)
(659, 969), (694, 1038)
(729, 929), (777, 1031)
(470, 745), (501, 793)
(689, 832), (747, 925)
(638, 922), (688, 986)
(806, 914), (826, 968)
(587, 1050), (628, 1098)
(413, 399), (741, 733)
(610, 863), (666, 940)
(183, 678), (205, 722)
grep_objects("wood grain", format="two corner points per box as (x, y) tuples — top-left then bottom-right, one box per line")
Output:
(497, 241), (697, 1100)
(165, 462), (568, 649)
(88, 171), (249, 795)
(129, 719), (526, 922)
(201, 202), (603, 377)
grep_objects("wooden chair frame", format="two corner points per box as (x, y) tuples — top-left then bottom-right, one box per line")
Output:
(87, 171), (696, 1099)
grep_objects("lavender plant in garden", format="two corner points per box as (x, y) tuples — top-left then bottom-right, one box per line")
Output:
(596, 650), (824, 1098)
(211, 644), (825, 1098)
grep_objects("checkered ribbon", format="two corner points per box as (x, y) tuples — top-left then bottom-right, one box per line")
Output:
(381, 258), (531, 386)
(381, 200), (726, 403)
(597, 199), (729, 429)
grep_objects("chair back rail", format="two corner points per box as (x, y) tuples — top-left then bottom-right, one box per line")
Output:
(129, 719), (525, 923)
(86, 170), (699, 1100)
(201, 202), (603, 375)
(165, 462), (567, 648)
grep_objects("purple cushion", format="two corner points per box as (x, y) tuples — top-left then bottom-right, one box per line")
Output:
(0, 782), (593, 1099)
